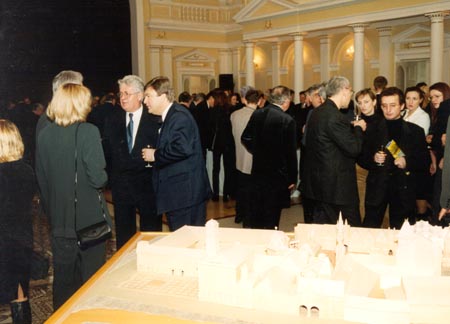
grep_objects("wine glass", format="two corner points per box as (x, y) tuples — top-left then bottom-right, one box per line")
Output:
(145, 145), (152, 168)
(376, 145), (386, 167)
(353, 104), (361, 121)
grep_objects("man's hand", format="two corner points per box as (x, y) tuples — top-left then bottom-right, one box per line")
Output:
(439, 208), (449, 221)
(142, 147), (156, 162)
(394, 156), (406, 169)
(352, 119), (367, 131)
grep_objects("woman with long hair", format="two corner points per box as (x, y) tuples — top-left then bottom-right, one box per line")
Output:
(0, 119), (36, 323)
(427, 82), (450, 223)
(403, 86), (432, 221)
(36, 83), (111, 310)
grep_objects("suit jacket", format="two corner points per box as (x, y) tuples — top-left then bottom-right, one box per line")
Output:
(192, 101), (210, 151)
(359, 117), (430, 206)
(102, 107), (160, 202)
(302, 99), (363, 205)
(241, 104), (298, 207)
(153, 102), (212, 214)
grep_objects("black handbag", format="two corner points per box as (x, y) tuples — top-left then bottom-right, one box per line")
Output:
(74, 124), (112, 250)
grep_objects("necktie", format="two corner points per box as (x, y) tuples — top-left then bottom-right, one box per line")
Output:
(127, 113), (134, 153)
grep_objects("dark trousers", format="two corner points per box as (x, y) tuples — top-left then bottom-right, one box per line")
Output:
(166, 201), (207, 232)
(314, 201), (361, 226)
(302, 196), (315, 224)
(113, 197), (161, 249)
(52, 237), (105, 310)
(251, 180), (286, 230)
(235, 171), (254, 228)
(212, 149), (236, 197)
(363, 173), (415, 229)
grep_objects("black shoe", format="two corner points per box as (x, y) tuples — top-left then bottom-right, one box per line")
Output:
(10, 300), (31, 324)
(234, 216), (243, 224)
(212, 194), (219, 202)
(223, 195), (229, 202)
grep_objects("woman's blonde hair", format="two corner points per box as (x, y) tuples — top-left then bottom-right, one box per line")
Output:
(0, 119), (24, 163)
(47, 83), (92, 126)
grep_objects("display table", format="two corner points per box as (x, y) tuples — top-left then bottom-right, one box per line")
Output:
(45, 223), (450, 324)
(45, 231), (353, 324)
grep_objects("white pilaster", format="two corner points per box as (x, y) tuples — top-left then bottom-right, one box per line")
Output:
(320, 36), (330, 82)
(272, 42), (281, 86)
(232, 47), (241, 90)
(161, 47), (173, 81)
(377, 27), (392, 83)
(129, 1), (146, 78)
(350, 24), (367, 91)
(219, 49), (232, 74)
(293, 34), (305, 101)
(245, 41), (255, 87)
(426, 12), (449, 84)
(149, 46), (161, 78)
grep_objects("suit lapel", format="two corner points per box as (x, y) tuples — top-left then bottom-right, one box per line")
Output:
(157, 103), (176, 147)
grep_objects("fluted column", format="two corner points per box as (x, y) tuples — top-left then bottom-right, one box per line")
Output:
(377, 27), (392, 82)
(350, 24), (367, 91)
(149, 46), (161, 78)
(245, 41), (255, 87)
(272, 42), (281, 86)
(219, 49), (232, 74)
(232, 47), (241, 90)
(320, 36), (330, 82)
(293, 34), (305, 101)
(161, 47), (173, 81)
(426, 12), (449, 84)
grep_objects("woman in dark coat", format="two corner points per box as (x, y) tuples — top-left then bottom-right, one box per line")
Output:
(36, 84), (111, 310)
(0, 119), (36, 324)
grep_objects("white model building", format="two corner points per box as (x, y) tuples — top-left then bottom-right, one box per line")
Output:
(136, 219), (450, 323)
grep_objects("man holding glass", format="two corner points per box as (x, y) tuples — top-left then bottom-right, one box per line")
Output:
(103, 75), (161, 249)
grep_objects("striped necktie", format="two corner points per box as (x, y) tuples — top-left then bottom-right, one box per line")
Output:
(127, 113), (134, 153)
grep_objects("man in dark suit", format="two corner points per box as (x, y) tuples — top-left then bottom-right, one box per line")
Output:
(142, 76), (212, 231)
(302, 76), (367, 226)
(362, 87), (430, 229)
(87, 93), (118, 139)
(103, 75), (161, 249)
(241, 85), (298, 229)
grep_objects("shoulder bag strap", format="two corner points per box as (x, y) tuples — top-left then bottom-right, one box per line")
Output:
(73, 123), (108, 232)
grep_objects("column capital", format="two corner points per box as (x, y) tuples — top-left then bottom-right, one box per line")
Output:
(244, 40), (256, 48)
(320, 36), (330, 44)
(272, 42), (281, 49)
(349, 23), (368, 33)
(290, 32), (307, 41)
(426, 11), (450, 23)
(376, 26), (392, 36)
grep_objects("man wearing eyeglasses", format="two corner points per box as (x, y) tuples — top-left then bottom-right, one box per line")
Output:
(103, 75), (161, 249)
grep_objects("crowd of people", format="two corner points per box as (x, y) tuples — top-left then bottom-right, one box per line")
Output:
(1, 69), (450, 323)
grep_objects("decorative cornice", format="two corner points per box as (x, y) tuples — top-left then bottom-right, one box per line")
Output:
(150, 39), (243, 50)
(147, 20), (242, 34)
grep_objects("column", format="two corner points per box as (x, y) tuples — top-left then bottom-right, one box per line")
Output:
(377, 27), (392, 83)
(320, 36), (330, 82)
(350, 24), (367, 91)
(149, 46), (161, 78)
(232, 47), (241, 90)
(161, 47), (173, 81)
(219, 49), (232, 74)
(245, 41), (255, 87)
(129, 1), (146, 78)
(293, 34), (305, 101)
(426, 12), (449, 84)
(272, 42), (281, 86)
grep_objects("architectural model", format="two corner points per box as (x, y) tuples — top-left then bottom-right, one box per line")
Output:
(136, 218), (450, 323)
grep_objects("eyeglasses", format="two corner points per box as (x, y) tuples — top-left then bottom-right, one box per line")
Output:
(117, 91), (140, 98)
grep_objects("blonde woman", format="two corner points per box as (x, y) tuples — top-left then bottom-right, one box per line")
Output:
(36, 83), (111, 310)
(0, 119), (36, 324)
